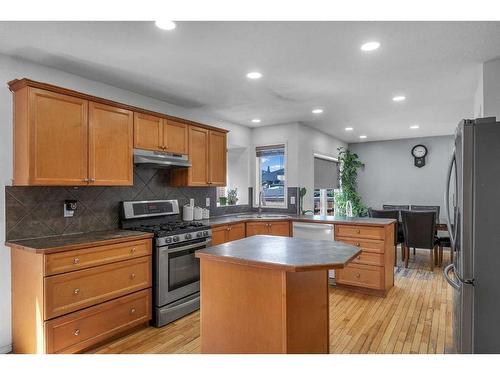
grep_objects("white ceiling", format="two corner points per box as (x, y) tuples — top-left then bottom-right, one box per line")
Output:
(1, 21), (499, 143)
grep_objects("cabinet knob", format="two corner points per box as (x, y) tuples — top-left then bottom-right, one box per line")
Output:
(89, 178), (96, 182)
(130, 307), (136, 314)
(74, 288), (80, 295)
(226, 227), (230, 231)
(130, 247), (136, 254)
(83, 178), (89, 182)
(356, 256), (361, 260)
(356, 229), (361, 234)
(74, 329), (80, 336)
(356, 243), (360, 246)
(73, 258), (80, 264)
(355, 273), (361, 278)
(130, 273), (136, 280)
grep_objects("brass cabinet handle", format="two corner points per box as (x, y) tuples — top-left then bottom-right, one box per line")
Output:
(74, 329), (80, 336)
(130, 273), (136, 280)
(89, 178), (96, 182)
(73, 258), (80, 264)
(74, 288), (80, 295)
(130, 307), (136, 314)
(83, 178), (89, 182)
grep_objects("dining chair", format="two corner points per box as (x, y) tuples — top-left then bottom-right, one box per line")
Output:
(369, 208), (402, 266)
(410, 205), (450, 265)
(401, 210), (438, 270)
(383, 205), (410, 220)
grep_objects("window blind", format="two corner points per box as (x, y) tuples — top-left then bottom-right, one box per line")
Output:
(256, 144), (285, 157)
(314, 157), (339, 189)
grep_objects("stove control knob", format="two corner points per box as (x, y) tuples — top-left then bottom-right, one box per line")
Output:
(203, 231), (209, 236)
(185, 233), (192, 240)
(165, 237), (172, 244)
(196, 232), (203, 238)
(173, 236), (180, 243)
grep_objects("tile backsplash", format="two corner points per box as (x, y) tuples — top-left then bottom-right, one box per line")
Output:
(5, 166), (299, 241)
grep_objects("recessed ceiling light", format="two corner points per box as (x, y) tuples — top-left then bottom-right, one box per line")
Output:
(251, 119), (261, 123)
(410, 125), (420, 129)
(155, 20), (176, 31)
(392, 95), (406, 102)
(345, 127), (354, 131)
(246, 72), (262, 79)
(312, 108), (324, 114)
(359, 135), (367, 139)
(360, 41), (380, 52)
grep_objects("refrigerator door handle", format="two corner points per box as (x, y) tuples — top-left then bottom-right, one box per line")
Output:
(444, 148), (456, 248)
(444, 263), (461, 290)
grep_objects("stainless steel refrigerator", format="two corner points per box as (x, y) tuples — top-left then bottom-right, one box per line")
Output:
(444, 117), (500, 353)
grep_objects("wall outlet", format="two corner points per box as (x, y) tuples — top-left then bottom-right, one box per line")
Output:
(64, 200), (78, 217)
(290, 196), (296, 205)
(206, 197), (210, 207)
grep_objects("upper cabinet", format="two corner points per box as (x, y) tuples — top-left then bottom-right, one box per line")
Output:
(89, 102), (133, 185)
(9, 78), (227, 187)
(133, 114), (188, 154)
(171, 126), (227, 187)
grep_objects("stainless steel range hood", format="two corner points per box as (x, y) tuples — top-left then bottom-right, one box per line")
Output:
(133, 149), (191, 168)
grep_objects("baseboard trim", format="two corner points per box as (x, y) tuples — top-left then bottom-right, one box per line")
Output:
(0, 343), (12, 354)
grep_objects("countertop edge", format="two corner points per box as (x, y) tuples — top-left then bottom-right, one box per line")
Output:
(5, 231), (154, 254)
(208, 216), (397, 228)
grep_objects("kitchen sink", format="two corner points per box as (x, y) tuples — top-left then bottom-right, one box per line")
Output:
(236, 214), (291, 219)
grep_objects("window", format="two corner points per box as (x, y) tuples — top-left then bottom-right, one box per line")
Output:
(255, 144), (287, 207)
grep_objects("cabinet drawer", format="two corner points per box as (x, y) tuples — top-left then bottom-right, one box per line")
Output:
(45, 289), (151, 354)
(350, 251), (384, 266)
(336, 264), (383, 289)
(227, 223), (246, 242)
(45, 239), (151, 276)
(335, 225), (385, 240)
(45, 256), (151, 319)
(335, 236), (385, 254)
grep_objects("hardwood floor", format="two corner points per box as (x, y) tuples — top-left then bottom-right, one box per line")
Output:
(88, 247), (454, 354)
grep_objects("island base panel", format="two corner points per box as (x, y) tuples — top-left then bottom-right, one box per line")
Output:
(200, 259), (329, 354)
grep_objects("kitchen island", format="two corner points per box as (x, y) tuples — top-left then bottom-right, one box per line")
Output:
(195, 235), (361, 354)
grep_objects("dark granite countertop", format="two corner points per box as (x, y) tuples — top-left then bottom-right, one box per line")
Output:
(5, 230), (153, 254)
(196, 235), (361, 272)
(205, 213), (396, 227)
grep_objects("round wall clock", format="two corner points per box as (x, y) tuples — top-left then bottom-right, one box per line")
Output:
(411, 144), (428, 168)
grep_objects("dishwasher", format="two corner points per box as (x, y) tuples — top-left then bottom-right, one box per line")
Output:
(292, 221), (336, 283)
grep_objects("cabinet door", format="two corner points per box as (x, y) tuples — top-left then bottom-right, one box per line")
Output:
(133, 112), (163, 151)
(227, 223), (246, 242)
(28, 88), (88, 185)
(208, 130), (227, 186)
(187, 126), (209, 186)
(211, 226), (228, 246)
(89, 102), (133, 185)
(164, 119), (188, 154)
(245, 222), (269, 237)
(268, 221), (291, 237)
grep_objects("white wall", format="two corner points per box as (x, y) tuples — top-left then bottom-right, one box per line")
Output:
(0, 53), (252, 352)
(483, 58), (500, 120)
(349, 135), (454, 219)
(250, 122), (346, 210)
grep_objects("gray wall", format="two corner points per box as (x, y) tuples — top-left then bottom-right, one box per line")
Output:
(349, 135), (454, 219)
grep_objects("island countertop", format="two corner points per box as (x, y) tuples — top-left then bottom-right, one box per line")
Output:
(196, 235), (361, 272)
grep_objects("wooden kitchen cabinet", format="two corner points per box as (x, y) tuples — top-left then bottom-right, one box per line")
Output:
(171, 126), (227, 187)
(133, 113), (188, 155)
(246, 221), (290, 237)
(89, 102), (133, 185)
(12, 87), (89, 185)
(8, 235), (153, 354)
(211, 223), (246, 245)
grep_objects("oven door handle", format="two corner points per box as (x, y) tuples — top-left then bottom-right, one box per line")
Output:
(165, 238), (212, 252)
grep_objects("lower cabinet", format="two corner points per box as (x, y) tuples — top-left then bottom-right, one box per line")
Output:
(335, 223), (395, 296)
(211, 223), (245, 245)
(10, 237), (153, 354)
(246, 221), (290, 237)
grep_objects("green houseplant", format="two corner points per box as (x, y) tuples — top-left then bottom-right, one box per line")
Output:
(335, 147), (367, 217)
(227, 188), (239, 205)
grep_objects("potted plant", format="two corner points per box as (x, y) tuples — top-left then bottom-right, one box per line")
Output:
(227, 188), (238, 205)
(335, 147), (367, 217)
(219, 196), (227, 206)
